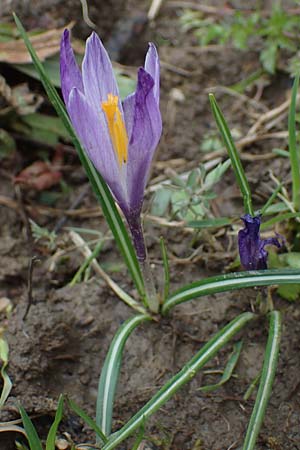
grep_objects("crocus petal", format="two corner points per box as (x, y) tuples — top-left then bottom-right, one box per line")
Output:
(238, 215), (261, 270)
(144, 43), (160, 104)
(60, 29), (83, 104)
(238, 214), (282, 270)
(82, 32), (120, 114)
(68, 87), (127, 207)
(123, 68), (162, 214)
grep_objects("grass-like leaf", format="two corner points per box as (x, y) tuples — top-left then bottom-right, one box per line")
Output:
(0, 337), (12, 409)
(261, 212), (300, 229)
(160, 237), (170, 301)
(67, 397), (108, 444)
(19, 406), (43, 450)
(288, 74), (300, 211)
(187, 217), (232, 229)
(97, 314), (151, 439)
(13, 13), (145, 299)
(199, 340), (243, 393)
(102, 312), (255, 450)
(162, 269), (300, 313)
(242, 310), (281, 450)
(46, 395), (64, 450)
(209, 93), (254, 216)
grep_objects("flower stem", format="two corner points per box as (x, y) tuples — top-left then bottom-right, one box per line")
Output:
(140, 257), (159, 313)
(128, 214), (159, 313)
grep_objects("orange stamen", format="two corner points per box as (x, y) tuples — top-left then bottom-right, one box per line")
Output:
(102, 94), (128, 166)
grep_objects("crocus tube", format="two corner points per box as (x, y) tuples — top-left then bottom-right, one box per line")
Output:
(238, 214), (281, 270)
(60, 30), (162, 262)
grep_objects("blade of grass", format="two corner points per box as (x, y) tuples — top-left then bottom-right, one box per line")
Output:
(199, 340), (243, 393)
(67, 397), (108, 444)
(102, 312), (255, 450)
(243, 371), (261, 401)
(69, 238), (103, 286)
(46, 395), (64, 450)
(97, 314), (151, 440)
(187, 217), (232, 229)
(19, 406), (43, 450)
(160, 237), (170, 301)
(0, 337), (12, 409)
(261, 212), (300, 229)
(242, 310), (281, 450)
(13, 14), (145, 300)
(260, 182), (283, 216)
(162, 269), (300, 313)
(288, 74), (300, 211)
(209, 93), (254, 216)
(131, 422), (145, 450)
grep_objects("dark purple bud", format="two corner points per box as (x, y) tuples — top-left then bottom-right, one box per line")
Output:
(238, 214), (282, 270)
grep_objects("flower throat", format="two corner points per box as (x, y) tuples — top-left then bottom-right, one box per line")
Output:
(102, 94), (128, 166)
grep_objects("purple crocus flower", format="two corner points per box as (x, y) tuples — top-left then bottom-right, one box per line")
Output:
(238, 214), (281, 270)
(60, 30), (162, 261)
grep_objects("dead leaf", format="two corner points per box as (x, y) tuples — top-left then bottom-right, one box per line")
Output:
(14, 147), (63, 190)
(0, 22), (84, 64)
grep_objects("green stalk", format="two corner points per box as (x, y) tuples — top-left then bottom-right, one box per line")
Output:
(288, 74), (300, 211)
(102, 312), (255, 450)
(209, 93), (254, 216)
(242, 311), (281, 450)
(162, 269), (300, 313)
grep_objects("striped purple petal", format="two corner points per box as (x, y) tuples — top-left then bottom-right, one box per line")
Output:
(68, 87), (128, 208)
(123, 68), (162, 214)
(82, 32), (121, 114)
(60, 29), (83, 104)
(144, 43), (160, 104)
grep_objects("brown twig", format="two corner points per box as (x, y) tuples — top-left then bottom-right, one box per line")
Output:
(23, 256), (39, 320)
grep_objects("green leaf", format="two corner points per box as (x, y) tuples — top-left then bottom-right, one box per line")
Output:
(277, 283), (300, 301)
(67, 397), (108, 444)
(160, 237), (170, 301)
(209, 94), (254, 216)
(187, 217), (232, 229)
(203, 159), (230, 190)
(288, 74), (300, 211)
(131, 423), (146, 450)
(242, 311), (281, 450)
(19, 406), (43, 450)
(46, 395), (64, 450)
(269, 251), (300, 301)
(162, 269), (300, 313)
(199, 340), (243, 393)
(260, 43), (277, 74)
(102, 312), (255, 450)
(14, 57), (62, 87)
(0, 129), (16, 159)
(97, 314), (151, 440)
(13, 14), (145, 299)
(151, 188), (172, 217)
(0, 337), (12, 409)
(69, 238), (103, 286)
(261, 212), (300, 229)
(21, 112), (70, 145)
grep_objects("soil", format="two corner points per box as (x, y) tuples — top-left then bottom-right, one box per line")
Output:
(1, 1), (300, 450)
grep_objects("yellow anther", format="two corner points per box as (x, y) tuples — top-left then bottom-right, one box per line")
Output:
(102, 94), (128, 166)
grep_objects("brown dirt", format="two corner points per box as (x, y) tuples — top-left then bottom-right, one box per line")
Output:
(1, 1), (300, 450)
